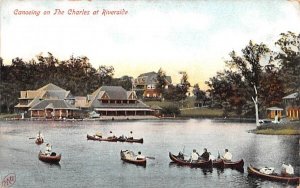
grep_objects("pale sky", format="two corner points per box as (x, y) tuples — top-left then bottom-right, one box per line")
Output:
(1, 0), (300, 88)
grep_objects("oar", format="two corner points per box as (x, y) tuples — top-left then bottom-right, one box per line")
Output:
(146, 156), (155, 159)
(29, 137), (36, 139)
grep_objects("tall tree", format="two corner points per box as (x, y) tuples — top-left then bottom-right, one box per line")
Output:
(156, 68), (167, 96)
(275, 31), (300, 93)
(226, 40), (271, 126)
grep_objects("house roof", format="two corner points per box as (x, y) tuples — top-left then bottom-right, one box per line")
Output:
(37, 83), (65, 91)
(29, 99), (78, 110)
(136, 71), (172, 85)
(267, 107), (283, 111)
(282, 92), (299, 99)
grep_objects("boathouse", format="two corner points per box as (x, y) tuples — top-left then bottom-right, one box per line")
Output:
(83, 86), (154, 116)
(282, 92), (300, 120)
(15, 83), (78, 119)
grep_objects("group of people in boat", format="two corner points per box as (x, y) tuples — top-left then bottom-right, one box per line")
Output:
(122, 150), (146, 160)
(259, 163), (295, 176)
(94, 130), (134, 140)
(185, 148), (232, 162)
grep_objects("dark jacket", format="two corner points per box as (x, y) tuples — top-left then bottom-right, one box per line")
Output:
(201, 151), (209, 161)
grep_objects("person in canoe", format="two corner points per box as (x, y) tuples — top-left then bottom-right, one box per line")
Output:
(94, 131), (102, 138)
(108, 131), (116, 139)
(136, 151), (146, 160)
(128, 131), (133, 140)
(199, 148), (210, 161)
(45, 143), (52, 156)
(36, 131), (44, 142)
(221, 149), (232, 161)
(190, 149), (199, 163)
(281, 163), (294, 176)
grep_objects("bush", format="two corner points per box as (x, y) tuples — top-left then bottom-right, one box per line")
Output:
(161, 105), (180, 116)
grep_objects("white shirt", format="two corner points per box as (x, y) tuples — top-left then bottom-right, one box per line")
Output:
(136, 154), (145, 160)
(223, 152), (232, 161)
(260, 167), (275, 174)
(282, 164), (294, 175)
(191, 152), (199, 161)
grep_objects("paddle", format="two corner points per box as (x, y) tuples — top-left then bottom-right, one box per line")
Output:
(146, 156), (155, 160)
(29, 137), (36, 139)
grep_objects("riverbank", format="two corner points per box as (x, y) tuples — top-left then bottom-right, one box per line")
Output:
(251, 123), (300, 135)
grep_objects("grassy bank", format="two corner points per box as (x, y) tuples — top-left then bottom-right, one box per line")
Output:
(0, 113), (18, 119)
(252, 124), (300, 135)
(179, 108), (224, 118)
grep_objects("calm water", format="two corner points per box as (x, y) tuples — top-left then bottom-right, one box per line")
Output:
(0, 119), (299, 188)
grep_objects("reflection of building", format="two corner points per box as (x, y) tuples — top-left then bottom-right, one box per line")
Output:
(134, 71), (172, 100)
(15, 83), (77, 119)
(81, 86), (154, 116)
(282, 92), (300, 120)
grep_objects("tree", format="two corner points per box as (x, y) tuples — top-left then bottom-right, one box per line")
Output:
(275, 31), (300, 93)
(226, 40), (271, 126)
(192, 84), (207, 107)
(156, 68), (167, 97)
(98, 65), (114, 86)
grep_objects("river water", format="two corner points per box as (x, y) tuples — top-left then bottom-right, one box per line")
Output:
(0, 119), (299, 188)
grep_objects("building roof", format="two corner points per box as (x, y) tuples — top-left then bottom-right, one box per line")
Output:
(136, 71), (172, 85)
(37, 83), (65, 91)
(29, 99), (77, 110)
(267, 107), (283, 111)
(282, 92), (299, 99)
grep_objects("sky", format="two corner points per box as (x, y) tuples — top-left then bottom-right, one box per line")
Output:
(1, 0), (300, 89)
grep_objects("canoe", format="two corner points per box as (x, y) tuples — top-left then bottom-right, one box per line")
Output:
(86, 134), (118, 142)
(169, 152), (212, 168)
(247, 164), (300, 185)
(123, 138), (143, 144)
(120, 150), (146, 166)
(35, 138), (44, 145)
(38, 151), (61, 164)
(213, 159), (244, 169)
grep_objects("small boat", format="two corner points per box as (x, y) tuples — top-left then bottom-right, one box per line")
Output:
(169, 152), (212, 168)
(35, 138), (44, 145)
(38, 151), (61, 164)
(213, 159), (244, 169)
(120, 150), (146, 166)
(247, 164), (300, 185)
(87, 134), (118, 142)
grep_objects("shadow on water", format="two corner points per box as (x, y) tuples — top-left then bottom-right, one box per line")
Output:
(121, 161), (146, 168)
(40, 161), (61, 169)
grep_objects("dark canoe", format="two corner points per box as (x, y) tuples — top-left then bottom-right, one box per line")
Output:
(213, 159), (244, 169)
(99, 137), (118, 142)
(38, 151), (61, 164)
(87, 134), (100, 141)
(247, 164), (300, 185)
(169, 152), (212, 168)
(35, 138), (44, 145)
(125, 138), (143, 144)
(120, 150), (146, 166)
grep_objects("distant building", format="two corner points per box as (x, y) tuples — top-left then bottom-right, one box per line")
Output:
(15, 83), (78, 119)
(282, 92), (300, 120)
(80, 86), (154, 116)
(134, 71), (172, 100)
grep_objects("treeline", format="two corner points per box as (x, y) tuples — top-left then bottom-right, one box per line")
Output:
(0, 53), (132, 113)
(205, 31), (300, 117)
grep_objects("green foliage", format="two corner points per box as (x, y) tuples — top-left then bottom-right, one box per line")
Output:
(0, 53), (117, 113)
(161, 105), (180, 116)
